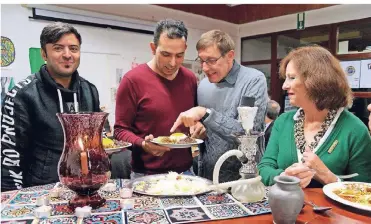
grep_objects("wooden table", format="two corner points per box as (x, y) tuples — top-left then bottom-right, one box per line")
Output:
(208, 188), (371, 224)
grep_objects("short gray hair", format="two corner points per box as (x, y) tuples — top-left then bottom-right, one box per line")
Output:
(266, 100), (280, 120)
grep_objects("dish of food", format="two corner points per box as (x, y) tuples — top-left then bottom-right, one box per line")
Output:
(151, 133), (203, 148)
(128, 172), (212, 196)
(323, 181), (371, 211)
(102, 138), (131, 153)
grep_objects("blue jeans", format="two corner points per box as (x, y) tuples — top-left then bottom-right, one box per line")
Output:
(130, 169), (195, 180)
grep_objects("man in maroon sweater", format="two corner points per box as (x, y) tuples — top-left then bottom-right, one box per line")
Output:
(114, 19), (204, 179)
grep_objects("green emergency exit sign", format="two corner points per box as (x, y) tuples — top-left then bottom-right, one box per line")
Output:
(297, 12), (305, 30)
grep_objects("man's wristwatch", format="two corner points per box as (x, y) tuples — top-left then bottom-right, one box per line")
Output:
(200, 108), (211, 123)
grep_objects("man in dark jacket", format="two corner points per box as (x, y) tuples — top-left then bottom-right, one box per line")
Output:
(1, 22), (101, 191)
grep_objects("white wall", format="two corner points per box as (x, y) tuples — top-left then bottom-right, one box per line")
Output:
(2, 4), (369, 122)
(55, 4), (240, 61)
(239, 4), (371, 37)
(1, 5), (153, 124)
(1, 4), (239, 125)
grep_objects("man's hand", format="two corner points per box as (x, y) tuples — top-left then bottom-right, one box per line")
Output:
(367, 104), (371, 131)
(142, 134), (170, 156)
(283, 163), (315, 188)
(190, 122), (207, 139)
(170, 106), (206, 133)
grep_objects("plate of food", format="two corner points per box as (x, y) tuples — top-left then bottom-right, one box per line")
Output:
(102, 137), (132, 153)
(128, 172), (212, 196)
(323, 181), (371, 211)
(151, 133), (203, 148)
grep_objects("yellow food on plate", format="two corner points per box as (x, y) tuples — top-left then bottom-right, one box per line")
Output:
(102, 138), (115, 148)
(170, 133), (187, 142)
(154, 134), (197, 144)
(333, 183), (371, 206)
(102, 138), (131, 149)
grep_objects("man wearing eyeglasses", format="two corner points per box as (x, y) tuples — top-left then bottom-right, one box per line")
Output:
(171, 30), (268, 183)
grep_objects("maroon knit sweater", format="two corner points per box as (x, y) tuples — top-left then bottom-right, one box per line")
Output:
(114, 64), (197, 174)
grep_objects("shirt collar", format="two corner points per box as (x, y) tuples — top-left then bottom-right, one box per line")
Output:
(264, 121), (272, 131)
(293, 107), (344, 125)
(219, 60), (240, 85)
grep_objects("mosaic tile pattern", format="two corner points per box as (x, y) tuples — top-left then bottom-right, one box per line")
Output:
(84, 212), (123, 224)
(1, 191), (16, 204)
(133, 197), (162, 210)
(19, 183), (55, 192)
(196, 192), (235, 205)
(50, 202), (74, 216)
(205, 203), (249, 219)
(166, 207), (210, 223)
(1, 180), (271, 224)
(38, 217), (77, 224)
(243, 199), (271, 215)
(93, 200), (121, 213)
(9, 191), (49, 204)
(160, 196), (198, 208)
(126, 209), (169, 224)
(1, 204), (37, 219)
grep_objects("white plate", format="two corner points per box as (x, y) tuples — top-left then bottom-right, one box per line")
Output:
(151, 139), (203, 149)
(323, 181), (371, 212)
(128, 174), (212, 196)
(104, 142), (132, 153)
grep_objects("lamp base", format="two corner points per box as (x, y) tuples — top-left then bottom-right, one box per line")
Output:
(68, 192), (106, 210)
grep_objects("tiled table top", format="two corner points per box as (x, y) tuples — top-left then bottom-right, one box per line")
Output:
(1, 179), (271, 224)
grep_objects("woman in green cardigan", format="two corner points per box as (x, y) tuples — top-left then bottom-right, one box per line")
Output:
(258, 45), (371, 188)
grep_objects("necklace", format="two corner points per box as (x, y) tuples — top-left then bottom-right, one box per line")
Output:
(294, 109), (337, 153)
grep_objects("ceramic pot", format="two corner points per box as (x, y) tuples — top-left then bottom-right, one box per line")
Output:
(268, 175), (304, 224)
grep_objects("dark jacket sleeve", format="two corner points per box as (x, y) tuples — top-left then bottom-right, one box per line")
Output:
(1, 82), (32, 191)
(90, 84), (101, 112)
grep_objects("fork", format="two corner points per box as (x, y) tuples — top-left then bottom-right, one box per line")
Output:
(305, 201), (332, 213)
(295, 164), (359, 180)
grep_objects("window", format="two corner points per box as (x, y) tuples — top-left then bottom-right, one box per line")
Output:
(277, 26), (330, 59)
(242, 37), (271, 61)
(248, 64), (271, 92)
(338, 20), (371, 54)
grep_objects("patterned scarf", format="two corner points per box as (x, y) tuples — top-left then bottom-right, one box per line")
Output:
(294, 109), (337, 154)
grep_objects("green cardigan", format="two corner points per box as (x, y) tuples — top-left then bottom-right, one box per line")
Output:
(258, 109), (371, 186)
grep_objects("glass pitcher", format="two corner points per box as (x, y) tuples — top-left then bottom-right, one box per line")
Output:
(57, 112), (111, 209)
(212, 132), (265, 203)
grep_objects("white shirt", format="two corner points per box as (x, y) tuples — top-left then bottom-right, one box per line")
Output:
(264, 121), (272, 132)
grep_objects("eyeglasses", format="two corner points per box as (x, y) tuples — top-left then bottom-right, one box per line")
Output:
(195, 55), (223, 66)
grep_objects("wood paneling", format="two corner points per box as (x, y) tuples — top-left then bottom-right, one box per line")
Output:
(156, 4), (334, 24)
(241, 60), (272, 66)
(235, 4), (334, 24)
(337, 52), (371, 60)
(353, 92), (371, 98)
(156, 4), (237, 23)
